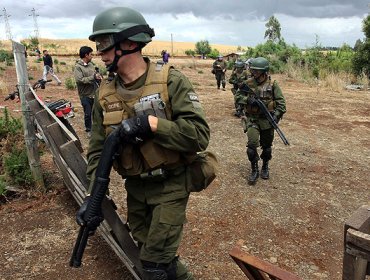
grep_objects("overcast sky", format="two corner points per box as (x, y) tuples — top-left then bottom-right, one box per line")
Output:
(1, 0), (369, 48)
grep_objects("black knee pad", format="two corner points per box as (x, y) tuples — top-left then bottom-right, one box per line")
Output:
(247, 147), (258, 162)
(260, 147), (272, 161)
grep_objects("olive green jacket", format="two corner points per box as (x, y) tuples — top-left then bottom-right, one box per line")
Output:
(213, 60), (227, 72)
(74, 60), (97, 98)
(229, 70), (249, 87)
(235, 77), (286, 130)
(86, 61), (210, 189)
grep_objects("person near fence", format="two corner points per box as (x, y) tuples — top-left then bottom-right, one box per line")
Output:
(212, 55), (227, 90)
(162, 50), (170, 64)
(73, 46), (101, 138)
(235, 57), (286, 184)
(77, 6), (210, 280)
(42, 50), (62, 85)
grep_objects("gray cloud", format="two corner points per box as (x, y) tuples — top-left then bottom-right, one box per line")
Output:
(0, 0), (367, 48)
(2, 0), (369, 21)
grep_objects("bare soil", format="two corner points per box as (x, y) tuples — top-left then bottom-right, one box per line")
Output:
(0, 57), (369, 280)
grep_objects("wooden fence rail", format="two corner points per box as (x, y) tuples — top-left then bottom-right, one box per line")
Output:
(12, 41), (143, 279)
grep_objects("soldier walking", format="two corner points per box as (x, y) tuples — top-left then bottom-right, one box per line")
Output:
(212, 55), (227, 90)
(235, 57), (286, 184)
(229, 60), (249, 117)
(76, 6), (210, 279)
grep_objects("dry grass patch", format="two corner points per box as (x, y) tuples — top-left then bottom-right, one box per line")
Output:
(1, 38), (243, 56)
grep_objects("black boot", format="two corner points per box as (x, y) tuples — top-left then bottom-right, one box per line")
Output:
(260, 160), (269, 179)
(141, 260), (177, 280)
(248, 161), (259, 184)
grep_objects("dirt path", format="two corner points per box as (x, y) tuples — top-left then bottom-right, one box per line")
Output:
(0, 57), (369, 280)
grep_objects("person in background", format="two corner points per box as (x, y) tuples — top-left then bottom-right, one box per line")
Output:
(42, 50), (62, 85)
(35, 48), (41, 59)
(212, 55), (227, 90)
(229, 60), (249, 117)
(162, 50), (170, 64)
(73, 46), (101, 138)
(77, 6), (210, 279)
(235, 57), (286, 185)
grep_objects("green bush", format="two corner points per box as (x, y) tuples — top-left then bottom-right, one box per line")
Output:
(0, 175), (6, 196)
(65, 77), (77, 90)
(227, 60), (234, 70)
(0, 108), (23, 140)
(3, 146), (34, 186)
(54, 58), (59, 65)
(0, 49), (13, 62)
(208, 48), (220, 59)
(60, 61), (66, 65)
(0, 109), (33, 188)
(185, 49), (196, 56)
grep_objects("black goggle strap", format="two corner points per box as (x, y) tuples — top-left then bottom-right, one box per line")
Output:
(113, 24), (155, 42)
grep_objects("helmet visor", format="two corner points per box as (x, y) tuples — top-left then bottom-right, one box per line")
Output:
(95, 35), (115, 52)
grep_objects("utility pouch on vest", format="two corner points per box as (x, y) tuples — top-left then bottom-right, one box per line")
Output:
(134, 93), (168, 119)
(185, 151), (218, 192)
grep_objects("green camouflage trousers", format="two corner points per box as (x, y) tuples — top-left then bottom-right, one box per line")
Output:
(245, 119), (275, 148)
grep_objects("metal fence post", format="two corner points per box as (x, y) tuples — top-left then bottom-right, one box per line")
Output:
(12, 40), (45, 189)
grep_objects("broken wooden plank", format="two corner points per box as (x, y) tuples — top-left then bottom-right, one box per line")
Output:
(229, 246), (302, 280)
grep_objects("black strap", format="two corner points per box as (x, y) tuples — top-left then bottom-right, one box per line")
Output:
(113, 25), (154, 42)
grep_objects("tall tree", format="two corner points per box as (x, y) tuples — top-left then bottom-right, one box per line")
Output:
(195, 40), (211, 58)
(354, 39), (362, 51)
(264, 15), (281, 43)
(352, 14), (370, 77)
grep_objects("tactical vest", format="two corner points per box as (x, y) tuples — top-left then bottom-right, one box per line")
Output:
(245, 77), (276, 115)
(98, 62), (182, 177)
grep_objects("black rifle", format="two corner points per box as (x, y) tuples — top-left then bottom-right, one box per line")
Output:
(4, 79), (52, 101)
(240, 84), (290, 146)
(70, 124), (123, 268)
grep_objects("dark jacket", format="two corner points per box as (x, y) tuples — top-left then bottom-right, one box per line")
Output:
(43, 54), (53, 67)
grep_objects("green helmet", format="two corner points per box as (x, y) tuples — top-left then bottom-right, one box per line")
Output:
(250, 57), (269, 72)
(89, 7), (155, 52)
(235, 61), (245, 68)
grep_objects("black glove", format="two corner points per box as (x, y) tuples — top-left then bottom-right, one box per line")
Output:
(76, 196), (91, 226)
(76, 196), (104, 230)
(272, 113), (280, 124)
(121, 115), (153, 143)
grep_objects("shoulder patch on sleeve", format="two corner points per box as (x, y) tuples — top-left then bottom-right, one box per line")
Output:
(187, 92), (199, 102)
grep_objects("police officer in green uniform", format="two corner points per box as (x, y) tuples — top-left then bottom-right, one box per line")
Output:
(235, 57), (286, 184)
(77, 7), (210, 280)
(212, 55), (227, 90)
(229, 60), (249, 117)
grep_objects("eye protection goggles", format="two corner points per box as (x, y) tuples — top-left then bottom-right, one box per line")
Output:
(95, 35), (116, 52)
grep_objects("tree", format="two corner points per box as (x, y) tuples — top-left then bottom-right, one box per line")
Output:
(352, 14), (370, 77)
(29, 36), (39, 49)
(354, 39), (362, 51)
(195, 40), (211, 58)
(264, 15), (281, 43)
